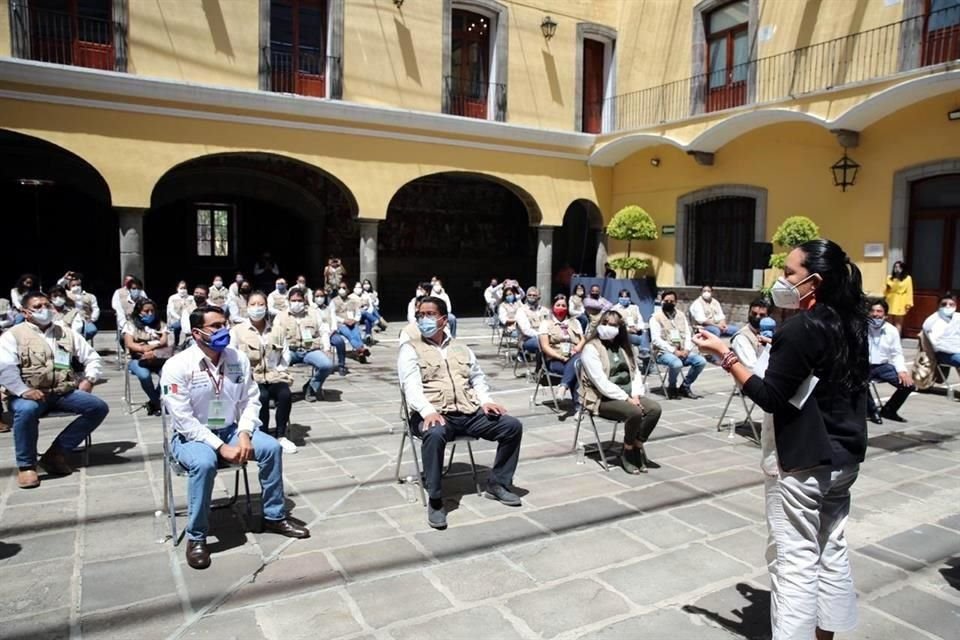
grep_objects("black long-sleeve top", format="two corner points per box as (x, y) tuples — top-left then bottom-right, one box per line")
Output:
(742, 307), (868, 472)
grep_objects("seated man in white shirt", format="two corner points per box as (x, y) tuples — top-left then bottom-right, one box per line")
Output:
(689, 286), (739, 337)
(160, 305), (309, 570)
(516, 287), (550, 355)
(923, 292), (960, 370)
(483, 279), (503, 326)
(730, 298), (774, 371)
(867, 300), (915, 424)
(111, 275), (146, 332)
(398, 297), (523, 530)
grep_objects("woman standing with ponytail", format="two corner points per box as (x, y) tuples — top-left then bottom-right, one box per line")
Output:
(694, 239), (868, 640)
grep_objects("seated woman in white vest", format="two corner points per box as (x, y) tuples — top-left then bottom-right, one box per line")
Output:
(517, 287), (550, 354)
(537, 294), (585, 407)
(111, 275), (146, 333)
(689, 286), (740, 337)
(230, 292), (298, 454)
(227, 280), (253, 325)
(275, 288), (336, 401)
(123, 297), (173, 416)
(166, 280), (194, 346)
(498, 286), (523, 337)
(569, 283), (588, 331)
(581, 310), (663, 474)
(10, 273), (37, 325)
(60, 273), (100, 342)
(611, 289), (648, 352)
(208, 275), (230, 310)
(359, 279), (388, 334)
(430, 279), (457, 338)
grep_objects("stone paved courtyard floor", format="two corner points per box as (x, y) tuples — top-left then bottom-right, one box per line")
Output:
(1, 318), (958, 640)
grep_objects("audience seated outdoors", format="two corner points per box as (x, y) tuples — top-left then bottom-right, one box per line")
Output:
(228, 280), (252, 325)
(923, 292), (960, 371)
(58, 272), (100, 342)
(867, 299), (915, 424)
(166, 281), (194, 346)
(48, 285), (85, 335)
(111, 275), (145, 332)
(537, 294), (585, 408)
(649, 290), (706, 399)
(484, 278), (503, 324)
(208, 275), (230, 310)
(274, 288), (336, 404)
(124, 297), (173, 416)
(689, 285), (739, 337)
(267, 278), (290, 317)
(333, 284), (371, 363)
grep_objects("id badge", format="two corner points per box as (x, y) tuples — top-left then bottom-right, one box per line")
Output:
(54, 348), (71, 371)
(207, 398), (227, 428)
(669, 329), (681, 344)
(560, 342), (571, 357)
(301, 328), (314, 346)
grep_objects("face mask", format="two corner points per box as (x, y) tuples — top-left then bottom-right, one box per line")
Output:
(236, 275), (244, 283)
(418, 316), (440, 338)
(213, 281), (223, 288)
(297, 281), (306, 289)
(771, 275), (816, 310)
(505, 294), (516, 303)
(869, 317), (884, 329)
(662, 302), (675, 313)
(140, 313), (155, 325)
(748, 314), (762, 330)
(596, 325), (619, 341)
(759, 317), (776, 339)
(339, 289), (348, 298)
(354, 287), (362, 295)
(590, 292), (600, 299)
(363, 284), (371, 291)
(276, 284), (287, 293)
(178, 288), (188, 297)
(290, 301), (305, 314)
(553, 306), (568, 320)
(71, 286), (82, 294)
(248, 306), (267, 321)
(701, 292), (712, 302)
(940, 306), (956, 320)
(618, 297), (630, 307)
(198, 327), (230, 352)
(31, 308), (52, 327)
(239, 287), (251, 296)
(527, 298), (539, 307)
(129, 289), (142, 300)
(52, 297), (66, 308)
(194, 296), (207, 306)
(416, 289), (426, 297)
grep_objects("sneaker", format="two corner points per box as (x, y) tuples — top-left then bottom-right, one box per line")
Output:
(484, 482), (522, 506)
(338, 365), (349, 376)
(427, 500), (447, 530)
(679, 385), (702, 399)
(302, 383), (316, 403)
(277, 437), (298, 454)
(666, 386), (680, 400)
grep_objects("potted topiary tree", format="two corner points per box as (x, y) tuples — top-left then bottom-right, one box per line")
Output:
(769, 215), (820, 269)
(606, 205), (658, 279)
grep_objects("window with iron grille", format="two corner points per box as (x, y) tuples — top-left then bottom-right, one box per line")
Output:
(196, 206), (232, 258)
(685, 196), (755, 288)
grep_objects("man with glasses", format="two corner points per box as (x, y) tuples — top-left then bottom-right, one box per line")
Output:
(397, 296), (524, 530)
(0, 291), (108, 489)
(160, 305), (309, 570)
(922, 292), (960, 369)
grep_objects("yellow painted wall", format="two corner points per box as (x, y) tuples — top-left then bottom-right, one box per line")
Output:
(0, 1), (10, 58)
(607, 92), (960, 295)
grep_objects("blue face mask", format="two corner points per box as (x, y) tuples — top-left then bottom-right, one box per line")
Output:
(869, 317), (885, 329)
(759, 317), (776, 339)
(140, 313), (155, 325)
(199, 327), (231, 352)
(418, 316), (440, 338)
(505, 295), (516, 303)
(618, 297), (630, 306)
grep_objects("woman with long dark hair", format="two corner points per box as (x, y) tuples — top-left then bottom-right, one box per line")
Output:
(123, 297), (173, 416)
(884, 260), (913, 335)
(694, 239), (868, 640)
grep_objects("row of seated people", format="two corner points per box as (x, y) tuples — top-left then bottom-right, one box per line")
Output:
(6, 272), (102, 341)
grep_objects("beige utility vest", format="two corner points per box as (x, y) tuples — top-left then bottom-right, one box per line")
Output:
(545, 317), (583, 346)
(232, 322), (292, 384)
(734, 324), (761, 356)
(268, 291), (289, 313)
(169, 295), (194, 318)
(232, 295), (248, 319)
(333, 296), (359, 321)
(10, 322), (78, 394)
(56, 307), (80, 327)
(275, 310), (322, 351)
(698, 298), (721, 323)
(653, 310), (689, 346)
(500, 301), (520, 323)
(68, 292), (95, 321)
(117, 288), (136, 318)
(523, 305), (551, 331)
(409, 336), (480, 414)
(615, 305), (643, 330)
(400, 322), (420, 343)
(208, 285), (229, 308)
(580, 338), (637, 413)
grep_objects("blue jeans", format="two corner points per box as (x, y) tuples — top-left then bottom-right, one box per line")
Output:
(169, 320), (182, 346)
(337, 324), (364, 350)
(82, 321), (98, 341)
(447, 313), (458, 337)
(330, 334), (347, 367)
(289, 349), (335, 393)
(936, 351), (960, 368)
(547, 355), (580, 403)
(656, 351), (706, 388)
(703, 324), (740, 337)
(522, 336), (541, 354)
(628, 332), (650, 352)
(128, 358), (162, 405)
(172, 424), (285, 540)
(576, 314), (588, 331)
(360, 310), (381, 336)
(10, 390), (109, 468)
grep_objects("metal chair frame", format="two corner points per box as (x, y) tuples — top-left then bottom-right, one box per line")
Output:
(43, 410), (93, 467)
(394, 393), (481, 506)
(715, 382), (760, 444)
(571, 359), (622, 472)
(530, 349), (564, 413)
(160, 403), (252, 546)
(497, 323), (519, 359)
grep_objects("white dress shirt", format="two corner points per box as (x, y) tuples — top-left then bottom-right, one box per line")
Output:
(649, 312), (693, 354)
(433, 289), (453, 314)
(397, 335), (492, 417)
(868, 321), (907, 372)
(689, 297), (726, 324)
(10, 289), (25, 311)
(484, 284), (503, 306)
(923, 312), (960, 354)
(516, 304), (549, 339)
(731, 329), (763, 371)
(406, 298), (418, 324)
(159, 344), (262, 450)
(111, 288), (147, 329)
(0, 321), (103, 396)
(581, 341), (645, 401)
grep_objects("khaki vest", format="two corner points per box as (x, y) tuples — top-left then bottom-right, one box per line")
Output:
(232, 295), (248, 319)
(409, 336), (480, 414)
(700, 299), (721, 323)
(68, 291), (95, 321)
(269, 291), (289, 313)
(545, 317), (583, 346)
(734, 324), (761, 357)
(522, 305), (551, 331)
(208, 285), (229, 307)
(580, 339), (636, 413)
(614, 305), (642, 330)
(9, 322), (78, 394)
(57, 307), (80, 328)
(325, 265), (345, 289)
(653, 309), (689, 347)
(168, 295), (193, 319)
(400, 322), (420, 343)
(500, 301), (520, 323)
(275, 310), (322, 351)
(231, 322), (292, 385)
(117, 288), (136, 318)
(333, 296), (359, 321)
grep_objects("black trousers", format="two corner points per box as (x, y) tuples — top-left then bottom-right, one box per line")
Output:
(867, 363), (913, 414)
(258, 382), (292, 438)
(410, 409), (523, 500)
(597, 397), (662, 443)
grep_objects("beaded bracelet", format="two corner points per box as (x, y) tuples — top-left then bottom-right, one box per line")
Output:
(720, 351), (740, 372)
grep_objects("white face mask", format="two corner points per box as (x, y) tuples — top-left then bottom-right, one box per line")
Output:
(770, 275), (815, 310)
(363, 284), (371, 291)
(51, 297), (66, 308)
(289, 301), (305, 314)
(433, 284), (443, 293)
(71, 285), (82, 294)
(940, 306), (956, 320)
(701, 291), (712, 302)
(213, 280), (223, 288)
(248, 305), (267, 321)
(596, 324), (619, 341)
(178, 288), (188, 297)
(353, 287), (362, 295)
(30, 307), (53, 327)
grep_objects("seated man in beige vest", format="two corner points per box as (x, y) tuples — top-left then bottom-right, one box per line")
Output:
(0, 292), (109, 489)
(649, 290), (706, 399)
(398, 296), (523, 530)
(730, 298), (773, 371)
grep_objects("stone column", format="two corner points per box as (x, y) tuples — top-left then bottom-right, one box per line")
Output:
(116, 207), (145, 283)
(358, 219), (379, 289)
(536, 226), (554, 297)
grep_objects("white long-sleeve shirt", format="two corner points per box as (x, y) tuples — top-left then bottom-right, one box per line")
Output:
(406, 298), (418, 324)
(688, 297), (726, 325)
(10, 289), (25, 311)
(62, 288), (100, 323)
(159, 345), (262, 450)
(516, 304), (549, 339)
(923, 312), (960, 354)
(581, 341), (645, 400)
(433, 289), (453, 314)
(731, 330), (763, 371)
(649, 313), (693, 354)
(397, 336), (492, 418)
(868, 321), (907, 372)
(484, 284), (503, 306)
(611, 303), (645, 333)
(111, 288), (147, 329)
(0, 321), (103, 396)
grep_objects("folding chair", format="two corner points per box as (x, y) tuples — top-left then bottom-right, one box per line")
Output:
(513, 342), (537, 381)
(868, 380), (884, 412)
(42, 410), (93, 467)
(497, 324), (519, 359)
(642, 348), (669, 397)
(571, 359), (622, 472)
(394, 392), (481, 506)
(160, 400), (252, 546)
(120, 353), (151, 416)
(715, 382), (760, 444)
(530, 350), (564, 413)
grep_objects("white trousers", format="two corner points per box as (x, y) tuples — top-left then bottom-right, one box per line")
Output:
(765, 464), (860, 639)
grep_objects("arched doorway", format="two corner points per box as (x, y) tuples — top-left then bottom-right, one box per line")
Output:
(554, 199), (603, 286)
(0, 129), (117, 299)
(146, 153), (358, 296)
(380, 172), (541, 316)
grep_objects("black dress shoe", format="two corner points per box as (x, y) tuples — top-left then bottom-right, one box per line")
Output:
(880, 408), (906, 423)
(484, 482), (522, 506)
(666, 386), (680, 400)
(679, 385), (703, 399)
(186, 539), (211, 570)
(263, 518), (310, 538)
(868, 410), (883, 425)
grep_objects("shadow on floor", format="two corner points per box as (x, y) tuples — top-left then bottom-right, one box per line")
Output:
(683, 582), (772, 640)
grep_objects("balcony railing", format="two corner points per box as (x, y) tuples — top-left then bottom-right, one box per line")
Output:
(443, 75), (507, 121)
(267, 48), (339, 98)
(595, 6), (960, 133)
(24, 6), (115, 70)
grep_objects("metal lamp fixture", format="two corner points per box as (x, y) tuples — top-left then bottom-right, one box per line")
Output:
(831, 151), (860, 192)
(949, 108), (960, 121)
(541, 16), (557, 41)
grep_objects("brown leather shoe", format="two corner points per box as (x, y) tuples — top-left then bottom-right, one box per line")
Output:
(263, 518), (310, 538)
(38, 447), (73, 476)
(185, 539), (211, 570)
(17, 468), (40, 489)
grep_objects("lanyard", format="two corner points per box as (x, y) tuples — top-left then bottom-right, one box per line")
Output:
(201, 360), (224, 397)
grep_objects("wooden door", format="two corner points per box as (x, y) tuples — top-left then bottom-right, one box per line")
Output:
(451, 10), (491, 119)
(581, 40), (605, 133)
(923, 0), (960, 65)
